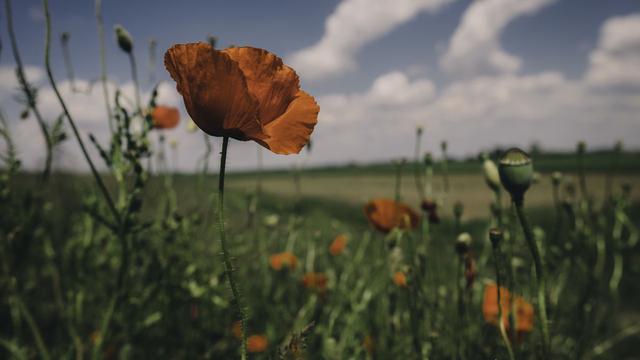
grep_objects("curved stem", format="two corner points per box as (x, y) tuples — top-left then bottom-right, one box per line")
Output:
(43, 0), (119, 222)
(128, 52), (142, 115)
(514, 199), (550, 357)
(217, 136), (247, 359)
(5, 0), (53, 180)
(491, 239), (515, 360)
(95, 0), (114, 133)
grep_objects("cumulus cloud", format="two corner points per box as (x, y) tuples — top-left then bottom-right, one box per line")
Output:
(288, 0), (457, 80)
(585, 13), (640, 89)
(440, 0), (556, 78)
(0, 65), (45, 100)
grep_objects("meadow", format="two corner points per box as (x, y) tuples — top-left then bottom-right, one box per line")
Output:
(2, 0), (640, 359)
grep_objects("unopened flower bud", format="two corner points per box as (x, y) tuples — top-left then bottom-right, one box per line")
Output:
(483, 158), (501, 193)
(551, 171), (563, 187)
(454, 201), (464, 219)
(577, 141), (586, 155)
(489, 228), (503, 248)
(114, 25), (133, 54)
(455, 232), (472, 255)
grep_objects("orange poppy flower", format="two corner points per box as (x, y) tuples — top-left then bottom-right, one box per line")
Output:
(482, 283), (534, 333)
(269, 251), (298, 271)
(363, 199), (420, 233)
(164, 43), (319, 154)
(393, 271), (408, 287)
(247, 334), (268, 353)
(231, 321), (242, 339)
(151, 105), (180, 129)
(301, 272), (328, 291)
(329, 234), (348, 256)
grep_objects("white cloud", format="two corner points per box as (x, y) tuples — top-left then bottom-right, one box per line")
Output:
(288, 0), (457, 80)
(585, 13), (640, 89)
(440, 0), (556, 78)
(0, 65), (45, 100)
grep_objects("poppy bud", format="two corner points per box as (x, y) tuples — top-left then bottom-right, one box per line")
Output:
(455, 232), (472, 255)
(499, 148), (533, 203)
(207, 35), (218, 48)
(60, 31), (70, 45)
(416, 126), (423, 136)
(489, 228), (503, 248)
(614, 140), (623, 153)
(423, 153), (433, 166)
(551, 171), (563, 187)
(114, 25), (133, 54)
(441, 140), (447, 152)
(483, 158), (501, 193)
(577, 141), (586, 155)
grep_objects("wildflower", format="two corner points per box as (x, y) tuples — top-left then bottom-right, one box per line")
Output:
(164, 43), (319, 154)
(247, 334), (268, 353)
(329, 234), (347, 256)
(363, 199), (420, 233)
(269, 251), (298, 271)
(393, 271), (407, 287)
(151, 106), (180, 129)
(482, 283), (534, 333)
(301, 272), (328, 291)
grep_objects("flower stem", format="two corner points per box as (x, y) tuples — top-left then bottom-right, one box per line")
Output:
(5, 0), (52, 181)
(43, 0), (119, 223)
(95, 0), (114, 134)
(217, 136), (247, 359)
(490, 233), (515, 360)
(514, 198), (550, 357)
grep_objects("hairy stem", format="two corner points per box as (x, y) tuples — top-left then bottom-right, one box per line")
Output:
(95, 0), (114, 133)
(514, 198), (550, 357)
(217, 136), (248, 359)
(43, 0), (119, 222)
(5, 0), (53, 180)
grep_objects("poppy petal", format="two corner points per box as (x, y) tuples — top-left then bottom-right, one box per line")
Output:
(152, 106), (180, 129)
(223, 47), (300, 125)
(251, 91), (319, 155)
(164, 43), (262, 140)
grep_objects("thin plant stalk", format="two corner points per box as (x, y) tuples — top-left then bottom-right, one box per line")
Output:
(514, 199), (550, 357)
(490, 230), (515, 360)
(217, 136), (248, 360)
(5, 0), (52, 180)
(60, 32), (76, 92)
(95, 0), (114, 133)
(414, 129), (424, 199)
(42, 0), (119, 222)
(128, 52), (142, 115)
(15, 297), (50, 360)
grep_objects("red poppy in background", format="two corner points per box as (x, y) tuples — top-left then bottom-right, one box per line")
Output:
(151, 105), (180, 129)
(363, 199), (420, 233)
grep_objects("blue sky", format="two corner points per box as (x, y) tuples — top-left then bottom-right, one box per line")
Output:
(1, 0), (640, 171)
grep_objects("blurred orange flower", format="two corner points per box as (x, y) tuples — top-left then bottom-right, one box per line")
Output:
(301, 272), (328, 291)
(482, 283), (534, 333)
(231, 321), (242, 339)
(363, 335), (375, 356)
(247, 334), (268, 353)
(151, 105), (180, 129)
(393, 271), (408, 287)
(164, 43), (319, 154)
(269, 251), (298, 271)
(329, 234), (347, 256)
(363, 199), (420, 233)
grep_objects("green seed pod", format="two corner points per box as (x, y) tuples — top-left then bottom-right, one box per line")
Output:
(489, 228), (503, 248)
(455, 232), (472, 255)
(114, 25), (133, 53)
(577, 141), (586, 155)
(416, 125), (423, 136)
(483, 158), (501, 193)
(551, 171), (563, 186)
(499, 148), (533, 202)
(423, 153), (433, 166)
